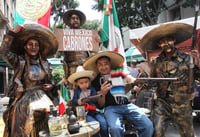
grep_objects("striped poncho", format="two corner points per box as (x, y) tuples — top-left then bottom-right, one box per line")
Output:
(110, 66), (129, 104)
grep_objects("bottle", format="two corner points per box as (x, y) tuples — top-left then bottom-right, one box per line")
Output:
(67, 111), (80, 134)
(59, 108), (68, 129)
(49, 105), (54, 115)
(48, 108), (62, 136)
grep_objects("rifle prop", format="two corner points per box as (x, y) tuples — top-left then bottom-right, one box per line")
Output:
(81, 94), (103, 103)
(189, 0), (199, 93)
(134, 77), (178, 84)
(125, 77), (178, 91)
(191, 0), (199, 50)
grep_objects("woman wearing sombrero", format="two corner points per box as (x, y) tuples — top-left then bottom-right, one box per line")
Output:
(0, 24), (58, 137)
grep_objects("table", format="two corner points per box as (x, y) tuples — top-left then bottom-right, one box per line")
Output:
(44, 121), (100, 137)
(67, 121), (100, 137)
(0, 115), (5, 137)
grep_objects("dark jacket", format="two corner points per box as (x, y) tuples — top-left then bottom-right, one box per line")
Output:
(72, 86), (100, 115)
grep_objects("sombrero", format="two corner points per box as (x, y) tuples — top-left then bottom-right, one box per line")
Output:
(68, 66), (95, 84)
(16, 0), (51, 20)
(140, 23), (193, 51)
(83, 51), (124, 73)
(63, 9), (86, 26)
(11, 24), (58, 59)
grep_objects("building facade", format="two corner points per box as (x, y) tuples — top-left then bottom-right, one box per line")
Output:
(0, 0), (15, 94)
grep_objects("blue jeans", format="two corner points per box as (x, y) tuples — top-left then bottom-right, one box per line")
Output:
(86, 112), (109, 137)
(104, 103), (154, 137)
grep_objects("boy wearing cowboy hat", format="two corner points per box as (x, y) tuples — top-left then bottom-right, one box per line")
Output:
(140, 23), (200, 137)
(0, 24), (58, 136)
(68, 66), (109, 137)
(83, 51), (154, 137)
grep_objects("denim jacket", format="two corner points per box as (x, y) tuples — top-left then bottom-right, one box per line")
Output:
(72, 86), (100, 115)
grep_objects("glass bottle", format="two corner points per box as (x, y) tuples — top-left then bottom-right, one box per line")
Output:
(48, 108), (62, 136)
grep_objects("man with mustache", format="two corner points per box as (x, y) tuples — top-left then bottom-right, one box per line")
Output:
(62, 10), (101, 91)
(62, 10), (89, 90)
(140, 23), (200, 137)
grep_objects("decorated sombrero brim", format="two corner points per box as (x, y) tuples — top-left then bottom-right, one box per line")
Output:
(11, 24), (58, 59)
(63, 9), (86, 26)
(16, 0), (51, 20)
(140, 23), (193, 51)
(68, 66), (95, 84)
(83, 51), (124, 73)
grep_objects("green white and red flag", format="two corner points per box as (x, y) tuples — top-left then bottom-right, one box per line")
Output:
(57, 88), (66, 116)
(101, 0), (126, 60)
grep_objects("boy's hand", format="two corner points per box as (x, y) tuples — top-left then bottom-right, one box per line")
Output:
(191, 50), (200, 68)
(78, 98), (89, 105)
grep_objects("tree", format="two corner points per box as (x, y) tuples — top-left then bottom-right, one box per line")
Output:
(51, 0), (79, 29)
(52, 65), (65, 84)
(92, 0), (197, 29)
(92, 0), (167, 29)
(93, 0), (166, 28)
(81, 20), (101, 30)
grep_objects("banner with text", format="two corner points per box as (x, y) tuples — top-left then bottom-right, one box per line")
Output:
(55, 29), (100, 51)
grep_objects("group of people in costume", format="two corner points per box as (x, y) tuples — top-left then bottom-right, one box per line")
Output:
(0, 8), (200, 137)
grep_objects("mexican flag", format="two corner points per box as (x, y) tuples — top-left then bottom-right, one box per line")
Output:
(57, 88), (66, 116)
(60, 83), (69, 103)
(58, 95), (66, 116)
(101, 0), (126, 59)
(14, 6), (52, 28)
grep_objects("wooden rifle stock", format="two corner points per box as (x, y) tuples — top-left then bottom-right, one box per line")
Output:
(134, 77), (178, 84)
(125, 77), (178, 91)
(189, 0), (199, 93)
(81, 94), (103, 102)
(191, 0), (199, 50)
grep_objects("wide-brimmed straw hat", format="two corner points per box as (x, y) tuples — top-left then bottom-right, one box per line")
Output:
(16, 0), (51, 20)
(83, 51), (124, 73)
(68, 66), (95, 84)
(11, 24), (58, 59)
(63, 9), (86, 26)
(140, 23), (193, 51)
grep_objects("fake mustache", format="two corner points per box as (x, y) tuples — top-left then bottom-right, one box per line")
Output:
(161, 44), (174, 50)
(73, 21), (79, 24)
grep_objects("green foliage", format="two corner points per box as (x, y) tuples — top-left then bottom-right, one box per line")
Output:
(92, 0), (196, 29)
(52, 65), (65, 84)
(56, 22), (66, 28)
(81, 20), (101, 30)
(182, 0), (197, 8)
(51, 0), (79, 28)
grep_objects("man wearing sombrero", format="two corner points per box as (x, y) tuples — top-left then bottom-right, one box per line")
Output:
(0, 24), (58, 136)
(62, 9), (89, 90)
(140, 23), (200, 137)
(83, 51), (154, 137)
